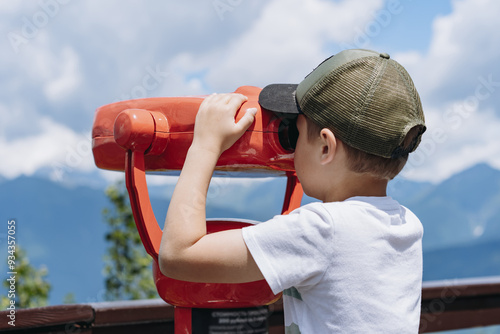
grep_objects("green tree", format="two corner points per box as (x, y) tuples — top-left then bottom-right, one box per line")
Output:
(102, 182), (157, 301)
(1, 246), (51, 309)
(63, 292), (76, 304)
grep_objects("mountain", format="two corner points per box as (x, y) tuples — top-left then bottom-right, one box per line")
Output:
(423, 239), (500, 281)
(0, 177), (109, 305)
(0, 175), (288, 305)
(389, 163), (500, 280)
(397, 163), (500, 251)
(0, 163), (500, 305)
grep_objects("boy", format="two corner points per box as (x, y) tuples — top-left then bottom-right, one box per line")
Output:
(159, 49), (426, 333)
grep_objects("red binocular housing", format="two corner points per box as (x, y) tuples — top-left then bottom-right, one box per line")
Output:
(92, 85), (303, 333)
(92, 86), (299, 175)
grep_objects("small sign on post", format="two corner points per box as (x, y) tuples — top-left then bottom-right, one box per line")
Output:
(192, 307), (270, 334)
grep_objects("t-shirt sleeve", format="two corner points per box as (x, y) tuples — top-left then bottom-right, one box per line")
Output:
(241, 203), (334, 295)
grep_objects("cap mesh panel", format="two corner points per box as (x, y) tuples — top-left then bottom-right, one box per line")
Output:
(300, 56), (424, 158)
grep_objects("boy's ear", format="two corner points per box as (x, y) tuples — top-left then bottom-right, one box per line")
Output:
(319, 128), (337, 165)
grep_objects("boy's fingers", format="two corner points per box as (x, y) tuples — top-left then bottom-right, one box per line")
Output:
(199, 93), (218, 109)
(199, 93), (246, 113)
(234, 108), (257, 133)
(226, 93), (248, 112)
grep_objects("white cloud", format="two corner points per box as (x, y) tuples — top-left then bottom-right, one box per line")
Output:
(0, 1), (25, 11)
(44, 46), (82, 101)
(397, 0), (500, 105)
(152, 0), (385, 95)
(14, 38), (82, 102)
(205, 0), (385, 90)
(402, 104), (500, 183)
(98, 169), (126, 185)
(2, 0), (500, 185)
(0, 118), (93, 179)
(393, 0), (500, 182)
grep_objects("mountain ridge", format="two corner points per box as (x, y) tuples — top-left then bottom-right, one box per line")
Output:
(1, 163), (499, 304)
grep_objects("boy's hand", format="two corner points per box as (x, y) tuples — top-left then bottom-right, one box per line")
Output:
(192, 93), (257, 156)
(159, 92), (265, 284)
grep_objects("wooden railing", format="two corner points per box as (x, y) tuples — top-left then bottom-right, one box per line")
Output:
(419, 276), (500, 332)
(1, 276), (499, 333)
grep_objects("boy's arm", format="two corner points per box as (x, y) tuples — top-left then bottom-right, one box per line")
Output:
(158, 93), (264, 283)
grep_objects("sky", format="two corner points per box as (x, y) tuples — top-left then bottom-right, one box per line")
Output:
(1, 0), (500, 186)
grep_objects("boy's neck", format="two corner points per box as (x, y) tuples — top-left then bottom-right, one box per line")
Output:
(323, 172), (388, 203)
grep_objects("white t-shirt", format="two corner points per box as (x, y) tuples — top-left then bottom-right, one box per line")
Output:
(242, 196), (423, 333)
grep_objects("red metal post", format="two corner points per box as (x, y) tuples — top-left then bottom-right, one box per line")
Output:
(174, 307), (192, 334)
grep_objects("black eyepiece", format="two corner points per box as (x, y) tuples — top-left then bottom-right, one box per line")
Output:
(278, 116), (298, 151)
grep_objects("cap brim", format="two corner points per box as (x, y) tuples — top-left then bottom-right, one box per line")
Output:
(258, 84), (301, 115)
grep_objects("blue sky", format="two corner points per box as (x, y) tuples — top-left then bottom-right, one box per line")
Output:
(1, 0), (500, 185)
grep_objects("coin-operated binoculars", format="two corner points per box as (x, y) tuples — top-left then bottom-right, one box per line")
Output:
(92, 86), (303, 333)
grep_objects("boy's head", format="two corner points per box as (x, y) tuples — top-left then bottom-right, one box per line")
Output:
(259, 49), (426, 180)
